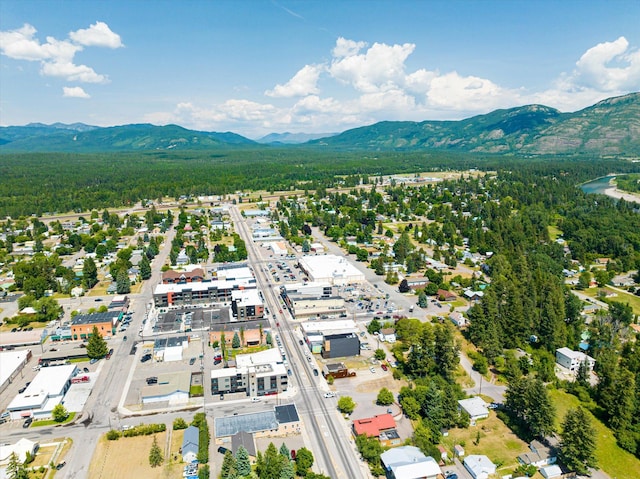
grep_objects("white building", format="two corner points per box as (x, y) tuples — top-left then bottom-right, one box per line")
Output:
(464, 455), (496, 479)
(458, 397), (490, 421)
(540, 465), (563, 479)
(298, 254), (365, 286)
(0, 438), (38, 466)
(0, 349), (31, 395)
(7, 364), (76, 420)
(380, 446), (441, 479)
(555, 347), (595, 372)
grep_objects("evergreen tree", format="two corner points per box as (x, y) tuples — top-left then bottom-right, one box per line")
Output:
(433, 323), (460, 382)
(116, 268), (131, 294)
(263, 442), (283, 479)
(139, 255), (152, 280)
(82, 256), (99, 289)
(149, 435), (164, 468)
(221, 451), (237, 478)
(232, 332), (241, 349)
(279, 442), (290, 460)
(86, 325), (108, 359)
(294, 447), (314, 476)
(280, 459), (295, 479)
(6, 452), (28, 479)
(559, 407), (597, 475)
(235, 446), (251, 476)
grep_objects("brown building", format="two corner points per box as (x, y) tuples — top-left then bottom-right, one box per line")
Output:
(70, 311), (121, 340)
(162, 268), (206, 284)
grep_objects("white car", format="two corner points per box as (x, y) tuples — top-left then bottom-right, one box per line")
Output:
(323, 392), (335, 398)
(369, 367), (376, 373)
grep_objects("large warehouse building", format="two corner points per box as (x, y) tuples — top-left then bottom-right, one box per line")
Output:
(297, 255), (365, 286)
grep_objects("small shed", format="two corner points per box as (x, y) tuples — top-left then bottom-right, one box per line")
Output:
(437, 445), (448, 462)
(454, 444), (465, 457)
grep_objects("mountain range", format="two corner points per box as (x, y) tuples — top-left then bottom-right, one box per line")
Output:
(1, 92), (638, 155)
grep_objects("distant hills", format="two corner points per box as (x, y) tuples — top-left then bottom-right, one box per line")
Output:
(1, 92), (638, 155)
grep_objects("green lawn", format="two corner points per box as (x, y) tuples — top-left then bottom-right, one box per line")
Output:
(32, 412), (76, 427)
(547, 225), (563, 241)
(550, 389), (640, 479)
(579, 286), (640, 315)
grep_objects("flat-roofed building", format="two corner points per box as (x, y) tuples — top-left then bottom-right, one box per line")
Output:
(231, 289), (264, 321)
(7, 364), (76, 419)
(555, 347), (596, 372)
(162, 268), (205, 284)
(141, 371), (191, 405)
(70, 311), (121, 339)
(298, 255), (365, 286)
(210, 348), (287, 398)
(214, 403), (300, 441)
(153, 278), (256, 309)
(0, 350), (31, 395)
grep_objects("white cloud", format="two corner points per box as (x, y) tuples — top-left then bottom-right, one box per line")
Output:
(63, 86), (90, 98)
(0, 21), (122, 84)
(265, 64), (323, 97)
(332, 37), (367, 58)
(570, 36), (640, 91)
(329, 40), (415, 93)
(69, 21), (124, 48)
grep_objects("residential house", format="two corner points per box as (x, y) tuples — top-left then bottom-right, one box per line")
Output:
(352, 413), (402, 447)
(437, 289), (457, 302)
(182, 425), (200, 463)
(555, 347), (596, 372)
(540, 465), (563, 479)
(518, 439), (557, 467)
(458, 397), (489, 421)
(449, 312), (467, 327)
(463, 455), (496, 479)
(379, 328), (397, 343)
(380, 446), (441, 479)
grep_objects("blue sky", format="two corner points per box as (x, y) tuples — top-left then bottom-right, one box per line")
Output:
(1, 0), (639, 138)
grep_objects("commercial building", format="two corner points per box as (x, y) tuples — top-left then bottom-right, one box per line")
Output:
(153, 277), (256, 309)
(0, 349), (31, 395)
(555, 347), (596, 372)
(141, 371), (191, 405)
(153, 336), (189, 362)
(0, 438), (38, 466)
(6, 364), (76, 419)
(297, 255), (365, 286)
(208, 319), (270, 349)
(300, 319), (358, 354)
(210, 348), (287, 398)
(352, 414), (402, 447)
(70, 311), (121, 339)
(231, 289), (265, 321)
(322, 332), (360, 359)
(214, 404), (300, 441)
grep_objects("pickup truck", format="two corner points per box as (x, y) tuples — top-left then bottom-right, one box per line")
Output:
(71, 375), (90, 384)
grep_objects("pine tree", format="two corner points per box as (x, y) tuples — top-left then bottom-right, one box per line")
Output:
(6, 452), (28, 479)
(86, 325), (108, 359)
(235, 446), (251, 476)
(139, 255), (152, 280)
(220, 451), (237, 478)
(280, 460), (294, 479)
(116, 268), (131, 294)
(232, 332), (241, 349)
(149, 436), (164, 468)
(559, 407), (597, 475)
(83, 256), (98, 289)
(279, 442), (290, 460)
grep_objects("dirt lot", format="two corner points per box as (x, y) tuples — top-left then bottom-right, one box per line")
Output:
(89, 431), (183, 479)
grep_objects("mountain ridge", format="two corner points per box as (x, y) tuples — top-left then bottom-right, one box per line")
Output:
(1, 92), (638, 155)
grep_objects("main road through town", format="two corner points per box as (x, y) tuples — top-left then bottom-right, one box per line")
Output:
(229, 206), (369, 479)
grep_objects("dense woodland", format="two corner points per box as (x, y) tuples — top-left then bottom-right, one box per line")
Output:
(2, 149), (640, 467)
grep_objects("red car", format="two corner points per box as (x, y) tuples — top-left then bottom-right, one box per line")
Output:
(381, 363), (388, 371)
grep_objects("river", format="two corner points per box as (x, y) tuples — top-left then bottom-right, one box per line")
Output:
(581, 175), (640, 204)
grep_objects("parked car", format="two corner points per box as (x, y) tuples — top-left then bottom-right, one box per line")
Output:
(217, 446), (229, 455)
(313, 369), (319, 376)
(90, 358), (98, 364)
(189, 357), (196, 365)
(323, 392), (335, 398)
(83, 367), (90, 373)
(123, 336), (127, 341)
(106, 348), (114, 359)
(18, 386), (27, 393)
(299, 339), (304, 345)
(23, 417), (32, 428)
(213, 359), (222, 365)
(146, 377), (158, 385)
(369, 367), (376, 373)
(140, 353), (152, 363)
(381, 363), (388, 371)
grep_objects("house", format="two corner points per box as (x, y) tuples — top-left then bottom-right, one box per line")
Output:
(449, 312), (467, 327)
(540, 464), (563, 479)
(463, 455), (496, 479)
(380, 446), (441, 479)
(182, 425), (200, 463)
(379, 328), (396, 343)
(518, 439), (557, 467)
(458, 397), (489, 421)
(352, 413), (402, 447)
(555, 347), (595, 372)
(0, 438), (38, 466)
(437, 289), (457, 302)
(463, 290), (484, 302)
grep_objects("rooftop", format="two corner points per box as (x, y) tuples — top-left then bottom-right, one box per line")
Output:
(353, 413), (396, 437)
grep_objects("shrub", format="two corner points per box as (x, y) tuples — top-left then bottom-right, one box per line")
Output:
(106, 429), (121, 440)
(173, 417), (188, 430)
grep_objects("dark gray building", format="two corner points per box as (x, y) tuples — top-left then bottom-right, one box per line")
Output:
(321, 332), (360, 359)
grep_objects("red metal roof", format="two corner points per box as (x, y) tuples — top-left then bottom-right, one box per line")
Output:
(352, 413), (396, 437)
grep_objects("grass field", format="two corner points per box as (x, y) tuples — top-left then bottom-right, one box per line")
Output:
(441, 414), (530, 474)
(579, 286), (640, 315)
(89, 432), (182, 479)
(550, 389), (640, 479)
